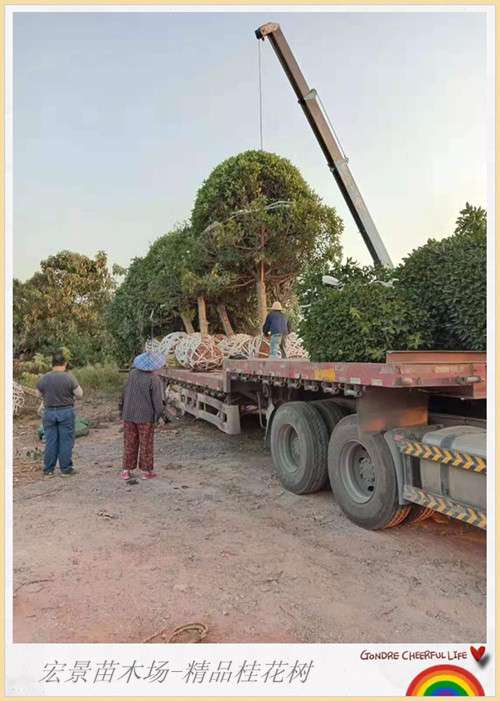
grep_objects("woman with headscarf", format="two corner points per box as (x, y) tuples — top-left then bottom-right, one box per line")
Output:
(119, 351), (165, 480)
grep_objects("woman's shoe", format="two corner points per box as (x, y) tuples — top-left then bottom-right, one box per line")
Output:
(140, 470), (157, 480)
(121, 470), (131, 480)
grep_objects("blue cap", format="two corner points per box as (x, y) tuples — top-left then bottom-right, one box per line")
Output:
(133, 352), (166, 372)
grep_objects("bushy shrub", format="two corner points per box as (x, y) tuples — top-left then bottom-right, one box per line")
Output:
(73, 364), (124, 395)
(18, 371), (41, 389)
(17, 364), (124, 396)
(396, 203), (486, 350)
(299, 263), (432, 362)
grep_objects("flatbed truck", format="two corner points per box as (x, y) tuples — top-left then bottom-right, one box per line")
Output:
(163, 351), (486, 530)
(163, 23), (487, 532)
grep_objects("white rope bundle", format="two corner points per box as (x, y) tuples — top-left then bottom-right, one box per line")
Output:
(284, 332), (309, 359)
(158, 331), (187, 359)
(218, 333), (253, 359)
(13, 382), (25, 416)
(175, 334), (223, 371)
(244, 335), (271, 359)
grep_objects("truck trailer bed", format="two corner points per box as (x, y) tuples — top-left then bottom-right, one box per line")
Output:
(164, 351), (486, 400)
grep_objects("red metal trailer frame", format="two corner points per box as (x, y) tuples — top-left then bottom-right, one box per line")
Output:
(163, 351), (486, 433)
(165, 351), (486, 397)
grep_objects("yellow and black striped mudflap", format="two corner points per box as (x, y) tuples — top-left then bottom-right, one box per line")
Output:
(397, 439), (486, 473)
(402, 486), (486, 530)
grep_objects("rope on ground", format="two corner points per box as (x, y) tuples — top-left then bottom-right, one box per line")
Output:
(142, 622), (208, 644)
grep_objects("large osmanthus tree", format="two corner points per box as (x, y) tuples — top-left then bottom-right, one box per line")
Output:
(191, 150), (343, 326)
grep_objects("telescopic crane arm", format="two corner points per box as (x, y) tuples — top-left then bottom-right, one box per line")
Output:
(256, 22), (393, 268)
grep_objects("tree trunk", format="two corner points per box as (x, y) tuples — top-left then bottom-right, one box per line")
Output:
(217, 303), (234, 336)
(256, 261), (267, 328)
(197, 296), (209, 336)
(256, 225), (269, 328)
(180, 311), (195, 334)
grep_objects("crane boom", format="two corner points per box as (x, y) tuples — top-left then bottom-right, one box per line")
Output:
(256, 22), (393, 268)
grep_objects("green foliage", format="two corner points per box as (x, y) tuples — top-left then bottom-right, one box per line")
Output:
(17, 361), (123, 396)
(18, 353), (52, 375)
(106, 152), (343, 356)
(299, 262), (431, 362)
(73, 364), (124, 395)
(105, 225), (196, 365)
(396, 203), (486, 350)
(18, 372), (41, 389)
(191, 150), (343, 308)
(299, 203), (486, 362)
(14, 251), (115, 365)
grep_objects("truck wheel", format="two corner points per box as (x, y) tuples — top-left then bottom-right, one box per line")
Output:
(328, 415), (409, 530)
(270, 401), (329, 494)
(311, 400), (346, 435)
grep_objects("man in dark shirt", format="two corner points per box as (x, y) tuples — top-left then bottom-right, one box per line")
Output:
(262, 301), (290, 358)
(36, 352), (83, 476)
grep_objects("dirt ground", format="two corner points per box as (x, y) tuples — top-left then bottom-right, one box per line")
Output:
(13, 394), (486, 644)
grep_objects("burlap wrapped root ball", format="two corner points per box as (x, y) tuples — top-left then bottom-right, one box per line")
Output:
(175, 333), (224, 371)
(218, 333), (253, 359)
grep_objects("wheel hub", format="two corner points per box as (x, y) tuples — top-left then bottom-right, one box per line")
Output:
(340, 442), (377, 504)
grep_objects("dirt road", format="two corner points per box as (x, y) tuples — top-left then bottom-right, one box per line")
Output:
(13, 396), (486, 644)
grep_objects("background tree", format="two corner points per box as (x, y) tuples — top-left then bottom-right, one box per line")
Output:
(105, 255), (155, 365)
(106, 225), (201, 364)
(13, 251), (115, 365)
(191, 150), (343, 326)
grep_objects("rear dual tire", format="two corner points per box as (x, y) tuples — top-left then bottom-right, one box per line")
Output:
(270, 402), (329, 494)
(327, 415), (410, 530)
(270, 402), (412, 531)
(310, 399), (347, 435)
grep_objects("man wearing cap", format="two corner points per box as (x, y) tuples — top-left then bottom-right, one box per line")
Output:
(119, 351), (165, 481)
(262, 301), (290, 359)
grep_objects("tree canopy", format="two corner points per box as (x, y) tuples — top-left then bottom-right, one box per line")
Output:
(191, 150), (343, 324)
(14, 250), (115, 365)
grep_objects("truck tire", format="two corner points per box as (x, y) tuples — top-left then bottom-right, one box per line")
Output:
(328, 414), (409, 530)
(270, 401), (329, 494)
(311, 400), (347, 435)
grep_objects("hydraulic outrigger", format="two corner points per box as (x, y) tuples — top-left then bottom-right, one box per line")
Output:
(256, 22), (393, 268)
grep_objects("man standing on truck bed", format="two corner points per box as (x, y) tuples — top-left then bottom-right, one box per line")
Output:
(36, 351), (83, 477)
(263, 301), (290, 358)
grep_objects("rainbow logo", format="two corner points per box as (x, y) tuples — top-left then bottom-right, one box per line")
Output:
(406, 664), (484, 696)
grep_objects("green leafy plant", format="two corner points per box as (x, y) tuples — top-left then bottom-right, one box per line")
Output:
(299, 262), (431, 362)
(396, 203), (486, 350)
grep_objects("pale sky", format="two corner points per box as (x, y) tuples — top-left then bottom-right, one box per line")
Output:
(13, 10), (488, 280)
